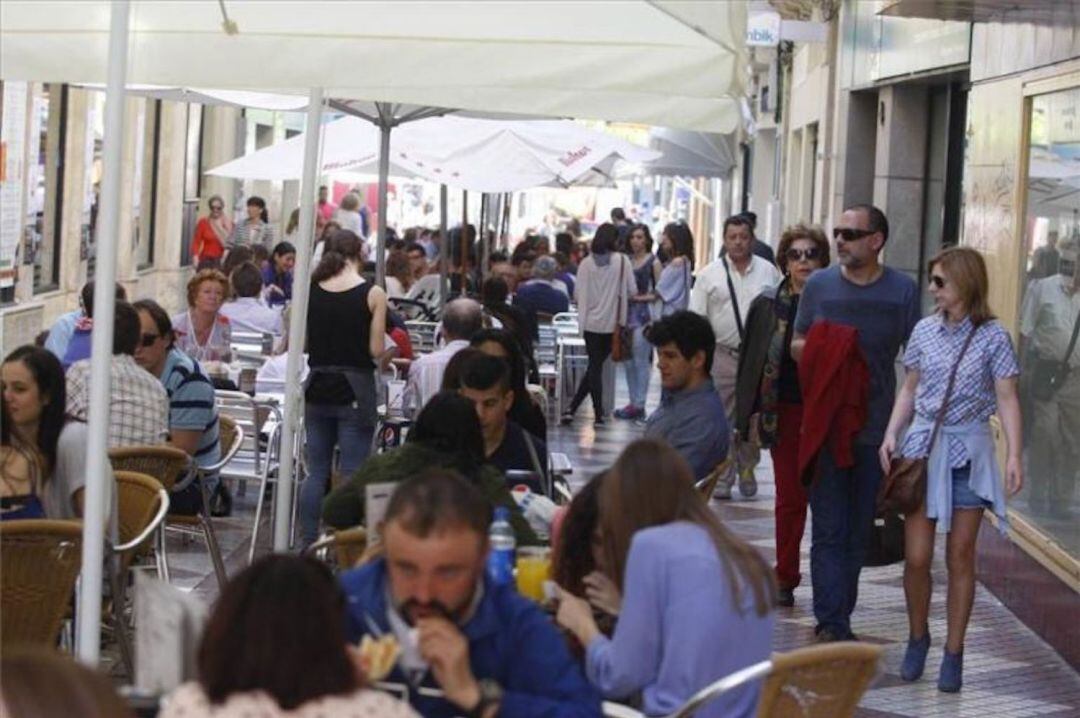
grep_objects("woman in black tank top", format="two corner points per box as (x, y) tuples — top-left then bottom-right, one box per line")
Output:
(300, 230), (386, 548)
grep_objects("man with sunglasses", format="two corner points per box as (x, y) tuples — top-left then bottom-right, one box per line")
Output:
(790, 204), (920, 642)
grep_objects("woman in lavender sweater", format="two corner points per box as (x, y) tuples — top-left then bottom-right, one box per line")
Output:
(556, 439), (776, 718)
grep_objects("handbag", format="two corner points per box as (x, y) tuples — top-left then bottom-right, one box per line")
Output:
(1029, 312), (1080, 402)
(864, 512), (906, 567)
(611, 256), (630, 362)
(875, 323), (978, 516)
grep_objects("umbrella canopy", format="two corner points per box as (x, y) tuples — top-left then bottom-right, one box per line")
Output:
(619, 128), (738, 178)
(207, 115), (659, 191)
(1, 0), (746, 134)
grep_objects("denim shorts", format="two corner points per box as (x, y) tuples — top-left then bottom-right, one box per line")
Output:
(952, 464), (991, 510)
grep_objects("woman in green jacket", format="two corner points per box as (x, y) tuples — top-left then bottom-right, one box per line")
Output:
(322, 390), (541, 545)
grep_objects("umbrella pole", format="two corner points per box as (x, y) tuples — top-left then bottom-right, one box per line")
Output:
(461, 190), (468, 294)
(77, 0), (129, 666)
(439, 184), (449, 310)
(275, 87), (324, 552)
(480, 194), (490, 281)
(375, 109), (392, 287)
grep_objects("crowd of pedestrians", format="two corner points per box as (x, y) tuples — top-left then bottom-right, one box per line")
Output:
(1, 195), (1033, 717)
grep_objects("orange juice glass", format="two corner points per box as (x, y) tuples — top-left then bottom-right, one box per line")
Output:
(515, 547), (551, 601)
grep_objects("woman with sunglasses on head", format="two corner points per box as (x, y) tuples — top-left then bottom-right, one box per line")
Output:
(735, 225), (828, 609)
(192, 195), (233, 269)
(880, 247), (1022, 693)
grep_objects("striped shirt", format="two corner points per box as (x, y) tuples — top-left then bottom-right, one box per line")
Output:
(161, 349), (220, 469)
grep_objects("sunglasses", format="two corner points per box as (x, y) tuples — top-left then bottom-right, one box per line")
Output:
(929, 275), (947, 289)
(140, 333), (160, 347)
(832, 228), (875, 242)
(785, 248), (821, 262)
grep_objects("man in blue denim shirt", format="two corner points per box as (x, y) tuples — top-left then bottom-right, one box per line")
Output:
(644, 311), (730, 479)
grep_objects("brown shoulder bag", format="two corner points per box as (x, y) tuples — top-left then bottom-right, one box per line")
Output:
(876, 324), (977, 515)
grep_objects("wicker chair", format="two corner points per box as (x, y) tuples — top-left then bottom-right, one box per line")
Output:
(1, 520), (83, 649)
(756, 642), (882, 717)
(306, 526), (369, 570)
(694, 457), (732, 500)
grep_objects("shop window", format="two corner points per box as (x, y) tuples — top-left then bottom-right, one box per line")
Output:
(1016, 85), (1080, 557)
(83, 91), (106, 280)
(28, 83), (66, 294)
(136, 100), (160, 270)
(179, 104), (204, 267)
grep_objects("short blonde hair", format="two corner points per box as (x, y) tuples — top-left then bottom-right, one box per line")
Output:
(929, 246), (995, 325)
(186, 268), (230, 307)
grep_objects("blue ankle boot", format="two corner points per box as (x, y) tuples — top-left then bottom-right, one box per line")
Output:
(938, 648), (963, 692)
(899, 632), (931, 681)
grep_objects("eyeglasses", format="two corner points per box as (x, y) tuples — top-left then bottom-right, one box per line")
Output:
(139, 333), (160, 347)
(832, 228), (875, 243)
(785, 248), (821, 263)
(929, 275), (947, 289)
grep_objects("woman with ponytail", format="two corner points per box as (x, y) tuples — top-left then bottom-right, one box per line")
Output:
(300, 230), (387, 549)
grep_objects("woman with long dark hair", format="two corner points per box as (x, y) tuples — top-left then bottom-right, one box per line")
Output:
(881, 247), (1023, 693)
(614, 224), (662, 421)
(656, 222), (695, 316)
(562, 223), (635, 426)
(321, 391), (538, 545)
(555, 439), (775, 718)
(301, 230), (387, 549)
(161, 555), (417, 717)
(262, 241), (296, 307)
(1, 345), (110, 522)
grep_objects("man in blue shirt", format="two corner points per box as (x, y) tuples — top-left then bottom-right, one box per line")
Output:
(340, 471), (601, 718)
(513, 255), (570, 326)
(791, 204), (920, 642)
(133, 299), (221, 515)
(644, 311), (730, 480)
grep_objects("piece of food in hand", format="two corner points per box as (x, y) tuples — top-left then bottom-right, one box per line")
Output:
(358, 634), (401, 681)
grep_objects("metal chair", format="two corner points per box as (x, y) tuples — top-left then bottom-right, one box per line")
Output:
(1, 520), (83, 649)
(248, 418), (303, 564)
(215, 389), (279, 492)
(108, 471), (170, 676)
(405, 320), (440, 354)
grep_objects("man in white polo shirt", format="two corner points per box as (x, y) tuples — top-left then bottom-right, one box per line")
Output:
(690, 214), (781, 498)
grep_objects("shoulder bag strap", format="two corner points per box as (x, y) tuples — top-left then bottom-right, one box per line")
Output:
(1058, 308), (1080, 370)
(616, 255), (627, 324)
(926, 324), (979, 454)
(722, 256), (745, 343)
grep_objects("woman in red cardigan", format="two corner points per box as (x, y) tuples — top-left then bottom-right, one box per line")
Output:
(191, 195), (233, 267)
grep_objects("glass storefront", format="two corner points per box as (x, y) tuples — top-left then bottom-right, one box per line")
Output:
(1016, 85), (1080, 557)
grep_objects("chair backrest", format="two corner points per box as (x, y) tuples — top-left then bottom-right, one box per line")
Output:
(695, 458), (731, 500)
(214, 390), (264, 473)
(109, 445), (192, 492)
(405, 320), (439, 355)
(756, 642), (883, 718)
(306, 527), (369, 570)
(1, 520), (83, 649)
(113, 471), (168, 572)
(217, 415), (242, 463)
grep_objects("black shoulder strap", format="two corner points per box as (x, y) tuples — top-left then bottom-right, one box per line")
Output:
(1061, 308), (1080, 369)
(722, 256), (744, 342)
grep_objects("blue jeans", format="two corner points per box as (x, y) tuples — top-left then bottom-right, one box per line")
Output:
(810, 442), (883, 637)
(301, 403), (373, 546)
(621, 325), (652, 409)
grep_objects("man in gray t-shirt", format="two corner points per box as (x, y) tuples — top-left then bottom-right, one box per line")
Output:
(791, 204), (920, 641)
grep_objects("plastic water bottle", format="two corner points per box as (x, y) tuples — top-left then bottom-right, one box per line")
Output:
(486, 507), (517, 586)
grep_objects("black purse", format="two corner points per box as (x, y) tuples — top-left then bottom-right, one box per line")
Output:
(864, 512), (905, 567)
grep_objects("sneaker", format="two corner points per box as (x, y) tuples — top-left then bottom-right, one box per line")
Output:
(900, 631), (931, 682)
(814, 627), (844, 643)
(560, 411), (574, 426)
(593, 414), (606, 427)
(938, 649), (963, 693)
(613, 405), (636, 420)
(712, 483), (732, 500)
(777, 588), (795, 608)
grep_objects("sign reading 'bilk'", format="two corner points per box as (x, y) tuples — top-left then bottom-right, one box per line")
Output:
(747, 12), (781, 47)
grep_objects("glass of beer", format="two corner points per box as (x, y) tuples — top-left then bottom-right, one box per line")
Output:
(515, 547), (551, 601)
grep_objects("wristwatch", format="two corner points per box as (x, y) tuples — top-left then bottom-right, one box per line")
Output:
(466, 678), (503, 718)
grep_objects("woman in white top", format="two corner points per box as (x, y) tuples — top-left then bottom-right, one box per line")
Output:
(336, 192), (365, 237)
(562, 223), (636, 426)
(162, 555), (417, 718)
(657, 222), (695, 316)
(172, 269), (233, 366)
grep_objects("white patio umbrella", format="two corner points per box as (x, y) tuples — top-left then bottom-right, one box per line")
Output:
(0, 0), (747, 665)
